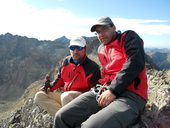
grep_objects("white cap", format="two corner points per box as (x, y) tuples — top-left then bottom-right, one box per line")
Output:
(69, 37), (86, 47)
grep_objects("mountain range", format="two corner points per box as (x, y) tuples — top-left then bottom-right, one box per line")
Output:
(0, 33), (69, 100)
(0, 33), (169, 101)
(0, 33), (170, 128)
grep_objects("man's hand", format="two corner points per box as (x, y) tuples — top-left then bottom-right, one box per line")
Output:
(39, 86), (45, 91)
(97, 90), (116, 107)
(39, 74), (51, 94)
(39, 86), (51, 94)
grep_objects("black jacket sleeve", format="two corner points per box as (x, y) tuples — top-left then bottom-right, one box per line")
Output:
(83, 58), (101, 85)
(109, 30), (145, 97)
(90, 64), (101, 85)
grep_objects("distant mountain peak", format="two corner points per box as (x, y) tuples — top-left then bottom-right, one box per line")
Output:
(4, 32), (13, 36)
(54, 36), (70, 44)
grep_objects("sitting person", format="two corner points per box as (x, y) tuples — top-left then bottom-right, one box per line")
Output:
(34, 36), (101, 116)
(53, 17), (148, 128)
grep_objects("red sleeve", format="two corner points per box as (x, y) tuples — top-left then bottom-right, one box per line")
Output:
(51, 78), (64, 91)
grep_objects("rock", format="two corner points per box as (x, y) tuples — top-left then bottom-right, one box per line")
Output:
(0, 69), (170, 128)
(133, 69), (170, 128)
(0, 98), (53, 128)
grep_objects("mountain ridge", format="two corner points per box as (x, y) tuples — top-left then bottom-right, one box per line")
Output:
(0, 69), (169, 128)
(0, 33), (70, 100)
(0, 33), (170, 128)
(0, 32), (169, 101)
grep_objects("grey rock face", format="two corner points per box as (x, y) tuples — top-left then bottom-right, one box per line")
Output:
(133, 69), (170, 128)
(1, 98), (53, 128)
(1, 69), (170, 128)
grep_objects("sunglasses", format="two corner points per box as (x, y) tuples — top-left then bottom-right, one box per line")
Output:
(69, 46), (85, 51)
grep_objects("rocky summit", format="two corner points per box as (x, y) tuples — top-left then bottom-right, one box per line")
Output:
(0, 33), (170, 128)
(0, 69), (169, 128)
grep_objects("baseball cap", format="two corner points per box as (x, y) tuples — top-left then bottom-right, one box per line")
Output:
(69, 37), (86, 47)
(90, 17), (114, 32)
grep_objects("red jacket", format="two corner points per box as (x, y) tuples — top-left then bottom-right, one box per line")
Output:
(98, 30), (148, 100)
(51, 56), (101, 92)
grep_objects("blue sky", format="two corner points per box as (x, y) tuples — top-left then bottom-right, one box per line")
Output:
(0, 0), (170, 48)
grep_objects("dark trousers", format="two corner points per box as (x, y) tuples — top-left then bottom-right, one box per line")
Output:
(53, 90), (146, 128)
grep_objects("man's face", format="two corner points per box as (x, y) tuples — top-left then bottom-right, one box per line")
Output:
(95, 25), (116, 45)
(69, 45), (86, 61)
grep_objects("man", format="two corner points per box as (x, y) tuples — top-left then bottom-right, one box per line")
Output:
(34, 36), (101, 116)
(54, 17), (148, 128)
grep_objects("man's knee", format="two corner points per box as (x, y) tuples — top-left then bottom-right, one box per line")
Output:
(54, 108), (70, 127)
(61, 92), (71, 99)
(34, 91), (46, 104)
(61, 92), (73, 106)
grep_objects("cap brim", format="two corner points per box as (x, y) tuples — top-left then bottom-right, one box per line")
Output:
(90, 23), (110, 32)
(69, 42), (85, 47)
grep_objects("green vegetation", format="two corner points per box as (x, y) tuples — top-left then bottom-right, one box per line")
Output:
(0, 80), (43, 121)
